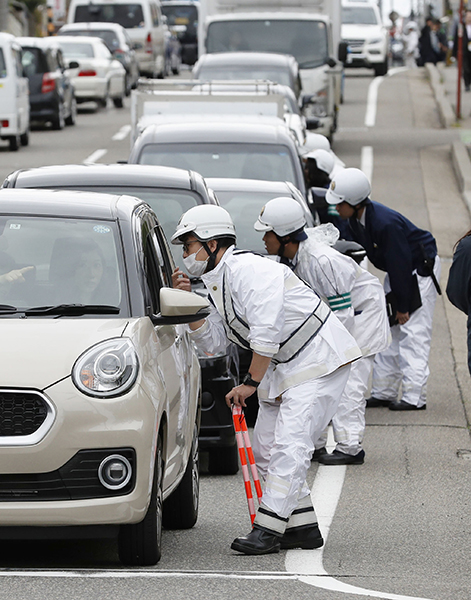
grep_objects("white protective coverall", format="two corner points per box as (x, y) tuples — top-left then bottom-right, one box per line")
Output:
(294, 226), (390, 455)
(189, 246), (361, 535)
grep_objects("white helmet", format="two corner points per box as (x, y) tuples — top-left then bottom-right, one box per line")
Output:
(254, 197), (306, 237)
(300, 132), (331, 155)
(171, 205), (236, 244)
(325, 168), (371, 206)
(305, 149), (335, 176)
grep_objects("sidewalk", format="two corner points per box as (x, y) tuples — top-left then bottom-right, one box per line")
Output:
(436, 61), (471, 132)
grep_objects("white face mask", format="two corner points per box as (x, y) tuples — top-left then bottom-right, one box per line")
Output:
(183, 245), (209, 277)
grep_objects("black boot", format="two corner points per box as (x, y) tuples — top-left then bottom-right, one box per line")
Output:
(231, 526), (281, 555)
(280, 524), (324, 550)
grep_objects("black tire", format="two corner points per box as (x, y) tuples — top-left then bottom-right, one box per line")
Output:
(51, 104), (65, 130)
(118, 437), (163, 566)
(65, 97), (77, 126)
(99, 87), (109, 108)
(374, 58), (388, 77)
(162, 424), (199, 529)
(208, 442), (239, 476)
(124, 73), (131, 96)
(113, 95), (124, 108)
(20, 128), (29, 146)
(9, 135), (20, 151)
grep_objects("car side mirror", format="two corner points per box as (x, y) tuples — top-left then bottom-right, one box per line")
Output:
(68, 61), (79, 69)
(326, 57), (337, 68)
(338, 42), (348, 64)
(305, 117), (320, 130)
(151, 287), (210, 325)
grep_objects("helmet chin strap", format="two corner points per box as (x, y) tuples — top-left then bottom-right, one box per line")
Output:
(201, 240), (221, 273)
(275, 234), (288, 258)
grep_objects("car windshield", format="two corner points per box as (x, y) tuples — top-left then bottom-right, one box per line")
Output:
(62, 186), (201, 271)
(74, 4), (145, 28)
(341, 7), (378, 25)
(161, 4), (197, 30)
(0, 216), (125, 314)
(21, 47), (49, 76)
(57, 41), (94, 58)
(59, 29), (121, 51)
(197, 66), (292, 89)
(138, 143), (298, 187)
(0, 49), (7, 78)
(206, 20), (328, 69)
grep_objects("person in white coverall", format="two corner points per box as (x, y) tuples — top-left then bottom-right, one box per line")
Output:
(171, 205), (361, 556)
(254, 197), (390, 465)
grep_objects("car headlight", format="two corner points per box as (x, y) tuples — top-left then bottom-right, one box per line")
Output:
(73, 338), (139, 397)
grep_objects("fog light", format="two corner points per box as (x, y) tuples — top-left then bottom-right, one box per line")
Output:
(98, 454), (132, 490)
(201, 391), (214, 409)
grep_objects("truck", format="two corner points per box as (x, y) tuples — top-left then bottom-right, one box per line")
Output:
(197, 0), (346, 141)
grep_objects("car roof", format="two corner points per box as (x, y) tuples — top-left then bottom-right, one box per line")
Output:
(60, 22), (126, 32)
(6, 164), (205, 192)
(207, 13), (328, 24)
(55, 35), (108, 46)
(205, 178), (295, 194)
(0, 188), (144, 220)
(197, 52), (296, 68)
(136, 120), (297, 146)
(16, 36), (62, 50)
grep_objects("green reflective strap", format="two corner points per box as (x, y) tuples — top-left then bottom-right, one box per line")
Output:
(327, 292), (352, 311)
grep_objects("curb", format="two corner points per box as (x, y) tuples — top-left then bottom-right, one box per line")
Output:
(425, 63), (456, 128)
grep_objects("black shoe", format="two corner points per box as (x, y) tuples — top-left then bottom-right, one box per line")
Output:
(318, 449), (365, 465)
(389, 400), (426, 411)
(231, 526), (281, 555)
(311, 447), (327, 461)
(280, 524), (324, 550)
(366, 396), (392, 408)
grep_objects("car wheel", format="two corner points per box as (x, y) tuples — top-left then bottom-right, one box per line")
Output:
(51, 103), (65, 130)
(118, 437), (163, 566)
(99, 86), (109, 108)
(162, 423), (199, 529)
(374, 57), (388, 77)
(65, 96), (77, 126)
(113, 95), (124, 108)
(208, 442), (239, 475)
(9, 135), (20, 151)
(20, 128), (29, 146)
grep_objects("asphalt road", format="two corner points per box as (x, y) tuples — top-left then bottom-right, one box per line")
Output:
(0, 65), (470, 600)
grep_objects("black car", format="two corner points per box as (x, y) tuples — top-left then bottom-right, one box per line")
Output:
(2, 164), (240, 475)
(18, 37), (76, 130)
(161, 0), (198, 65)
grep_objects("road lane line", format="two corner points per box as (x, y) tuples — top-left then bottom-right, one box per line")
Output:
(83, 149), (108, 164)
(112, 125), (131, 141)
(365, 76), (384, 127)
(361, 146), (374, 183)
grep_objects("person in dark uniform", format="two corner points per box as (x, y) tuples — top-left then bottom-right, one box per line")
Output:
(326, 168), (441, 412)
(447, 230), (471, 374)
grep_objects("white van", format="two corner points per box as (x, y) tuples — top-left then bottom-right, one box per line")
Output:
(0, 33), (30, 151)
(68, 0), (166, 77)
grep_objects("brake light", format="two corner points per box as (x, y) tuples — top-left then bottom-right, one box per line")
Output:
(145, 32), (152, 54)
(41, 73), (55, 94)
(78, 70), (97, 77)
(1, 120), (9, 127)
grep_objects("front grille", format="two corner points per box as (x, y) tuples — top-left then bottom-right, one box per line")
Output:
(344, 39), (365, 49)
(0, 391), (48, 437)
(0, 448), (136, 501)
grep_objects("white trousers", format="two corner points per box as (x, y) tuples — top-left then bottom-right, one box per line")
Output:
(371, 258), (440, 408)
(252, 365), (350, 521)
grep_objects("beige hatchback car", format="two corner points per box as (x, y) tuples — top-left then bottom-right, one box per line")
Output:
(0, 188), (208, 565)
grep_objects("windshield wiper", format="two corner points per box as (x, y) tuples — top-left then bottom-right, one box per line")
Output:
(24, 304), (120, 317)
(0, 304), (19, 314)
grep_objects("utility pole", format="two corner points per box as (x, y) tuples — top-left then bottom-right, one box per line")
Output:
(0, 0), (9, 32)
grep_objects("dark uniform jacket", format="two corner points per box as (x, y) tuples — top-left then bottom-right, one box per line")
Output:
(347, 200), (437, 314)
(446, 234), (471, 375)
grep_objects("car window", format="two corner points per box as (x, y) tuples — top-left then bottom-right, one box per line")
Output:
(11, 47), (23, 77)
(161, 4), (197, 36)
(60, 29), (121, 51)
(74, 4), (145, 29)
(0, 216), (125, 312)
(139, 216), (164, 313)
(206, 20), (328, 69)
(341, 7), (378, 25)
(150, 3), (160, 27)
(0, 49), (7, 78)
(95, 42), (112, 59)
(57, 41), (95, 58)
(197, 65), (292, 88)
(138, 143), (299, 187)
(21, 48), (48, 76)
(46, 49), (59, 72)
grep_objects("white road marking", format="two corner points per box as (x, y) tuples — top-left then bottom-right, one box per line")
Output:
(361, 146), (374, 183)
(112, 125), (131, 141)
(365, 76), (384, 127)
(83, 149), (108, 164)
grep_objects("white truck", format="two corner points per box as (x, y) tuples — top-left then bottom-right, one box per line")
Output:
(197, 0), (346, 141)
